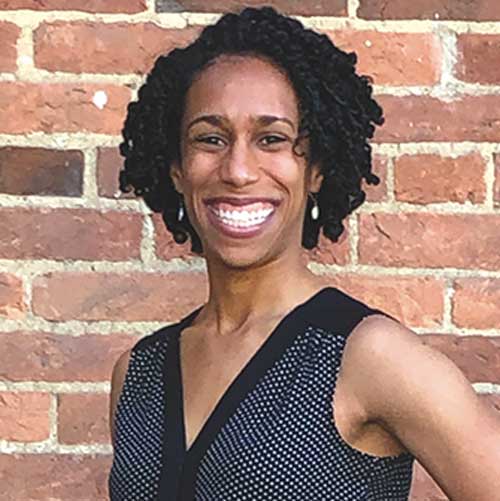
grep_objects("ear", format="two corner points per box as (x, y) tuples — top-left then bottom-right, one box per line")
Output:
(170, 160), (184, 195)
(308, 163), (324, 194)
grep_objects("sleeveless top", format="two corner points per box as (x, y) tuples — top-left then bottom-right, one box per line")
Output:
(109, 286), (415, 500)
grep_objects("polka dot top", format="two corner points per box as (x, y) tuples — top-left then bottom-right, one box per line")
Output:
(109, 286), (415, 500)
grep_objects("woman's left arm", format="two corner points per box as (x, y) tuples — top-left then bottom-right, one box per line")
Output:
(349, 314), (500, 501)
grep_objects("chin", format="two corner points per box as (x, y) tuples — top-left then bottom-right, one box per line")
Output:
(205, 242), (274, 270)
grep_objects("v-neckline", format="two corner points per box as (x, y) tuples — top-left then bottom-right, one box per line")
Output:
(159, 286), (336, 500)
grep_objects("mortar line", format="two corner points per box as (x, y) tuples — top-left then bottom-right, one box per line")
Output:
(48, 393), (58, 446)
(140, 213), (156, 265)
(0, 440), (113, 454)
(0, 382), (110, 392)
(442, 277), (454, 330)
(347, 0), (360, 19)
(3, 10), (500, 33)
(82, 148), (98, 201)
(484, 152), (496, 208)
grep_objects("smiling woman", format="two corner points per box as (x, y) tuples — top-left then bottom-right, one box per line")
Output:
(108, 6), (500, 501)
(169, 54), (324, 268)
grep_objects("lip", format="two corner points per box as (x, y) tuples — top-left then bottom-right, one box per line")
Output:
(203, 196), (281, 207)
(205, 204), (275, 239)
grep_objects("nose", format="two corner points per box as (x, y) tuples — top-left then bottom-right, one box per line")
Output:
(218, 137), (260, 188)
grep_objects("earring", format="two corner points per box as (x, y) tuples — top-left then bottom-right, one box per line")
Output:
(309, 192), (319, 220)
(177, 197), (184, 222)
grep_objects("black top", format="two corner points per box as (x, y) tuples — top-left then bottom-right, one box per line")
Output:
(109, 286), (415, 500)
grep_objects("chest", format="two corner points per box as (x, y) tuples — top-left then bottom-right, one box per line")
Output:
(180, 330), (406, 458)
(180, 328), (269, 449)
(110, 325), (414, 501)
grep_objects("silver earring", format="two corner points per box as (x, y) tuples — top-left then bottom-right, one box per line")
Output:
(177, 198), (184, 222)
(310, 193), (319, 220)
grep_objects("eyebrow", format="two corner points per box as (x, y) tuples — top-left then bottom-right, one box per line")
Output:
(186, 114), (296, 132)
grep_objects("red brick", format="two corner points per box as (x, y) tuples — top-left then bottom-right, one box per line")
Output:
(32, 271), (208, 321)
(0, 208), (142, 260)
(0, 82), (130, 134)
(0, 21), (20, 72)
(453, 278), (500, 330)
(0, 392), (51, 441)
(359, 213), (500, 271)
(0, 147), (83, 196)
(34, 22), (200, 75)
(494, 153), (500, 207)
(155, 0), (347, 16)
(153, 213), (200, 260)
(0, 453), (111, 500)
(457, 34), (500, 84)
(357, 0), (500, 21)
(58, 393), (109, 444)
(302, 222), (350, 266)
(394, 153), (486, 204)
(0, 273), (25, 319)
(327, 30), (441, 86)
(364, 155), (388, 203)
(97, 147), (133, 199)
(319, 274), (444, 328)
(0, 332), (137, 382)
(420, 334), (500, 383)
(0, 0), (146, 13)
(374, 95), (500, 143)
(409, 462), (447, 500)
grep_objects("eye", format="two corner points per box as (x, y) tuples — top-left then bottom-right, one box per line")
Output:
(195, 135), (225, 147)
(260, 135), (287, 147)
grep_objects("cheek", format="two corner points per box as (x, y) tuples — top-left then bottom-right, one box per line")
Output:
(267, 157), (309, 194)
(181, 154), (215, 187)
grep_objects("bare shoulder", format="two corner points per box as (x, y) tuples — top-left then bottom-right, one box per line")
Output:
(341, 313), (500, 499)
(111, 348), (133, 396)
(338, 313), (424, 421)
(341, 312), (446, 421)
(109, 348), (133, 445)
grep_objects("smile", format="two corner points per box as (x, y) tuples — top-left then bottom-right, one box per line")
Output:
(205, 201), (277, 238)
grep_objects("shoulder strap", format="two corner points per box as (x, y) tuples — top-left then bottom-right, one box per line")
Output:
(306, 286), (397, 335)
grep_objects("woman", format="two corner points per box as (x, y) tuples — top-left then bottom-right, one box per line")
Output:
(108, 7), (500, 500)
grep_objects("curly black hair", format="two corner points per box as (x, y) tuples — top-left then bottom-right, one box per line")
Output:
(118, 6), (384, 254)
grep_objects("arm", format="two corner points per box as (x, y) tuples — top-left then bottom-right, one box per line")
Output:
(345, 314), (500, 500)
(109, 348), (133, 448)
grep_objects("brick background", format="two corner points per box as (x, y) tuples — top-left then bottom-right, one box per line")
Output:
(0, 1), (498, 499)
(154, 0), (347, 16)
(0, 82), (131, 134)
(0, 0), (147, 13)
(0, 147), (84, 196)
(34, 22), (200, 74)
(0, 21), (20, 71)
(0, 392), (51, 442)
(357, 0), (500, 21)
(0, 273), (25, 319)
(457, 34), (500, 84)
(57, 393), (110, 444)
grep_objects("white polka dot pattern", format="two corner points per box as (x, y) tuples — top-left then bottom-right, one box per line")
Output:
(109, 288), (415, 500)
(109, 334), (170, 501)
(193, 326), (414, 500)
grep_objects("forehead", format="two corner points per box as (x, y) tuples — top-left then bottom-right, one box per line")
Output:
(182, 55), (299, 124)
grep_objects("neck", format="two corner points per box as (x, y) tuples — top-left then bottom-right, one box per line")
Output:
(198, 249), (325, 337)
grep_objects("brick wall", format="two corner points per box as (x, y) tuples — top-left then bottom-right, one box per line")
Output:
(0, 0), (499, 499)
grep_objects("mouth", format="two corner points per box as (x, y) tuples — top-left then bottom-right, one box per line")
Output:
(203, 197), (280, 239)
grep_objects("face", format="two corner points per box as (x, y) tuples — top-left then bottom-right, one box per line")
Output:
(171, 54), (323, 269)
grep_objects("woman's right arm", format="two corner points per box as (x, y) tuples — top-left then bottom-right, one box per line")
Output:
(109, 348), (133, 447)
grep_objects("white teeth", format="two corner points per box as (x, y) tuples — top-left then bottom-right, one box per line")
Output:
(213, 207), (273, 221)
(210, 206), (274, 228)
(221, 218), (263, 228)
